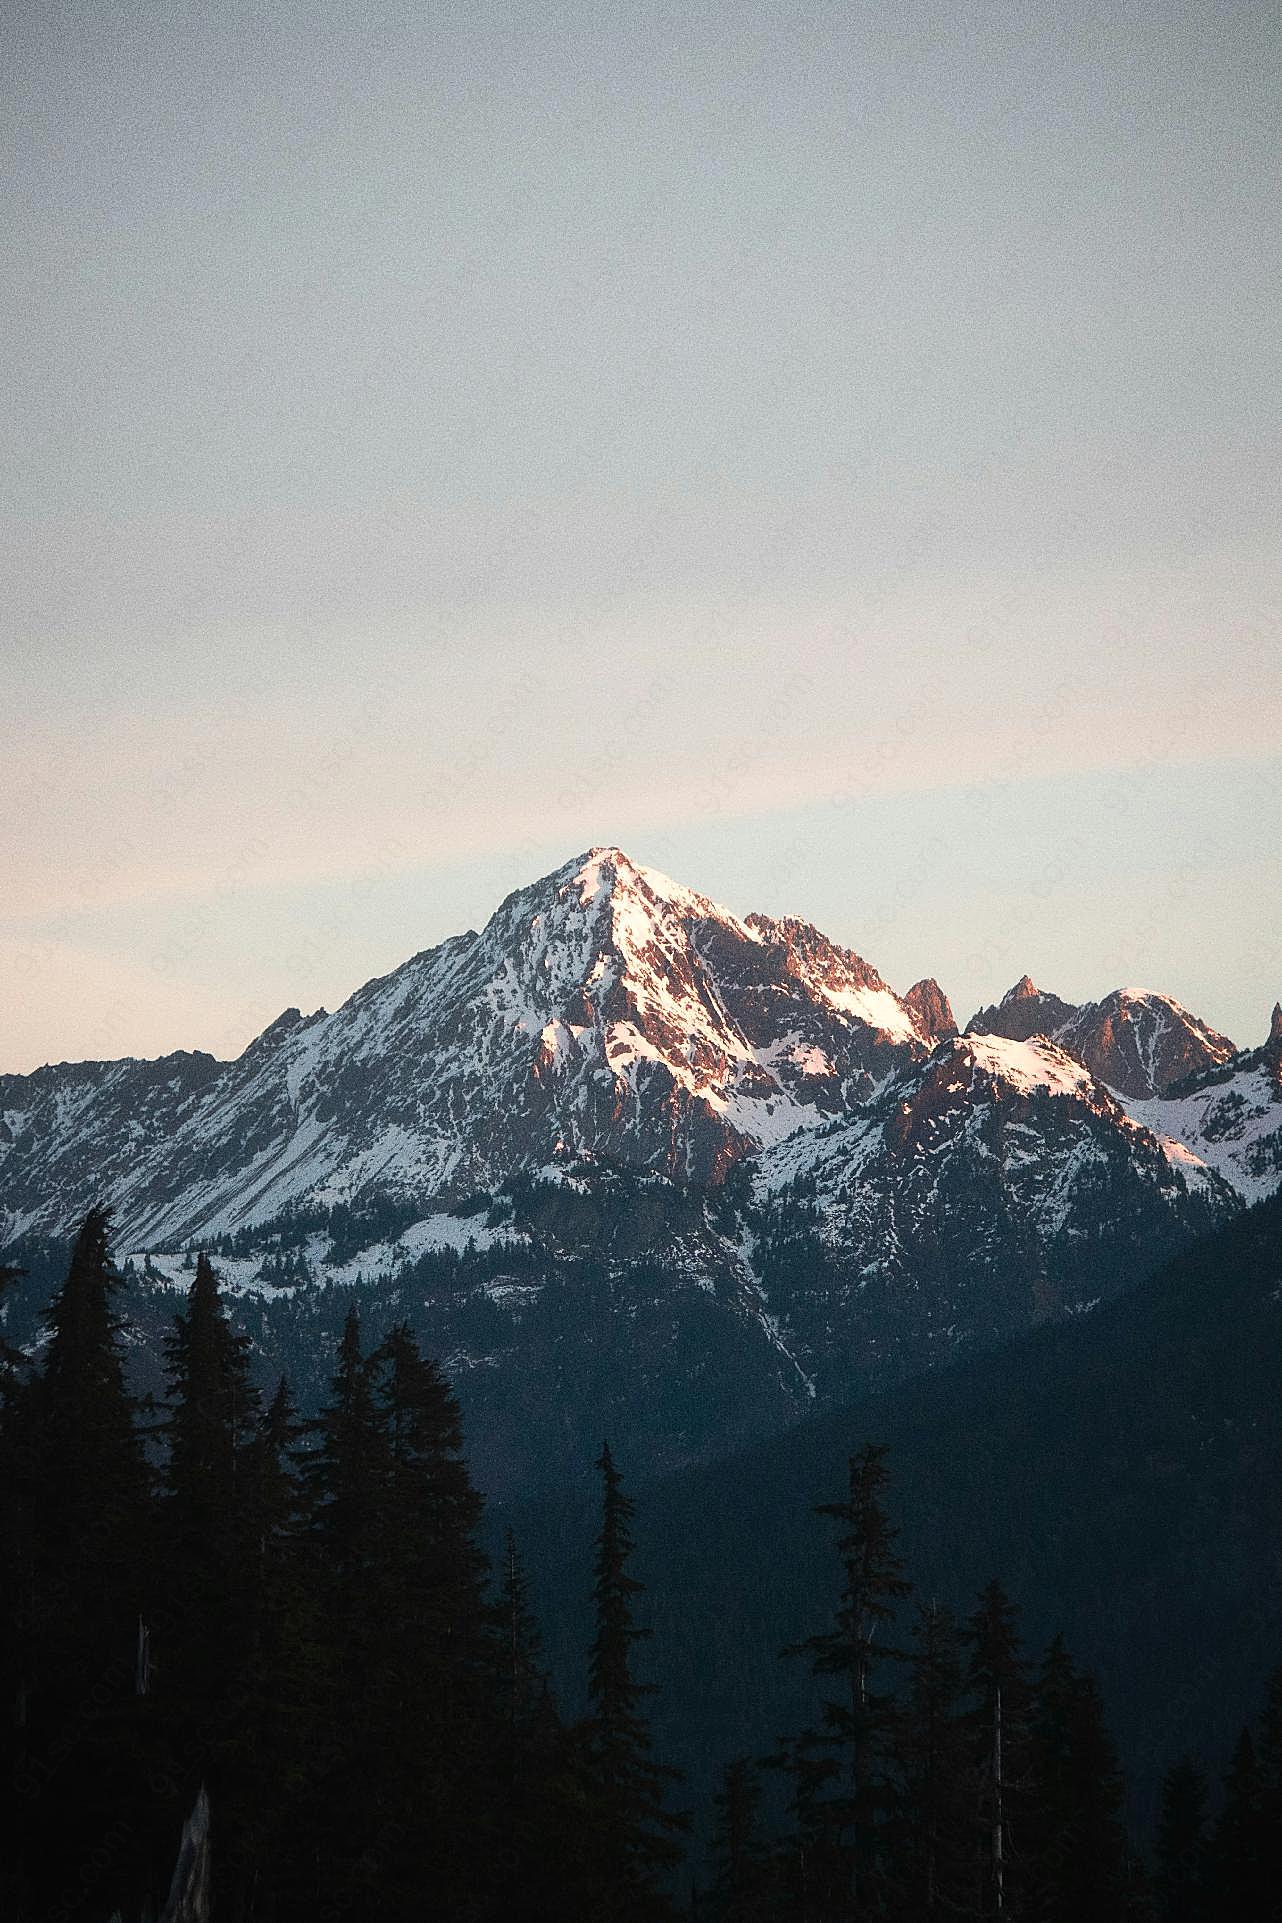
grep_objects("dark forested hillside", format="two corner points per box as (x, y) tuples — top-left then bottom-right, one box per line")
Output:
(509, 1192), (1282, 1827)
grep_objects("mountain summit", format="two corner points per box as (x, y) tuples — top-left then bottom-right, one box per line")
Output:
(0, 848), (938, 1245)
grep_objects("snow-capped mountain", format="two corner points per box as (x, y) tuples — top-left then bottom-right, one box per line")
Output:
(967, 977), (1236, 1098)
(0, 849), (942, 1248)
(2, 847), (1276, 1491)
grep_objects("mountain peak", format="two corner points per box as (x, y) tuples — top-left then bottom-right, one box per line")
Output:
(557, 844), (640, 895)
(571, 843), (638, 877)
(1270, 1002), (1282, 1044)
(554, 846), (724, 921)
(1003, 974), (1041, 1004)
(904, 978), (957, 1043)
(968, 980), (1078, 1047)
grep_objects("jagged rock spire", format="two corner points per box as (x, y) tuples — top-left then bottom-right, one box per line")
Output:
(1003, 974), (1040, 1004)
(904, 978), (957, 1043)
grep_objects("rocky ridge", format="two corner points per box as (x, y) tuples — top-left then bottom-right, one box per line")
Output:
(1, 850), (944, 1248)
(967, 976), (1237, 1098)
(2, 847), (1278, 1491)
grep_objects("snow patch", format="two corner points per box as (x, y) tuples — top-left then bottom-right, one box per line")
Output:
(965, 1033), (1097, 1100)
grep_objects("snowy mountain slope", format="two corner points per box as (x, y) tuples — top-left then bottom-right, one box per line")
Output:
(9, 1012), (1225, 1494)
(92, 1030), (1227, 1438)
(750, 1031), (1233, 1393)
(5, 848), (1271, 1491)
(0, 1050), (223, 1238)
(967, 977), (1237, 1098)
(1121, 1005), (1282, 1205)
(0, 849), (939, 1247)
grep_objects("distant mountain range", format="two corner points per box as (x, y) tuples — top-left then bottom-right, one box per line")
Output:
(3, 847), (1280, 1491)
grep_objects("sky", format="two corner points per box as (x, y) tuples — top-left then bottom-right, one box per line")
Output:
(3, 0), (1279, 1072)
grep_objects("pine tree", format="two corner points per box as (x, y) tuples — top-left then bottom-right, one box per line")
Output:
(786, 1443), (911, 1918)
(364, 1320), (501, 1921)
(501, 1527), (551, 1740)
(155, 1252), (259, 1834)
(225, 1375), (313, 1923)
(581, 1440), (686, 1921)
(22, 1208), (156, 1921)
(0, 1252), (31, 1921)
(893, 1602), (973, 1921)
(288, 1314), (510, 1921)
(707, 1758), (776, 1923)
(496, 1528), (576, 1921)
(965, 1580), (1032, 1920)
(32, 1210), (151, 1574)
(1154, 1758), (1208, 1923)
(295, 1305), (394, 1918)
(499, 1524), (565, 1811)
(305, 1304), (390, 1585)
(1025, 1636), (1128, 1923)
(766, 1729), (845, 1923)
(1206, 1729), (1267, 1922)
(1256, 1667), (1282, 1921)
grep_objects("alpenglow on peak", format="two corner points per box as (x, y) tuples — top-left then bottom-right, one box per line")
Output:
(3, 847), (1274, 1252)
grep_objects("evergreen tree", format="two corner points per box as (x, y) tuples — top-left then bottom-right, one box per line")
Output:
(496, 1528), (576, 1921)
(1154, 1758), (1208, 1923)
(364, 1320), (502, 1922)
(21, 1208), (156, 1921)
(581, 1440), (686, 1921)
(500, 1526), (551, 1742)
(1206, 1729), (1267, 1922)
(766, 1729), (845, 1923)
(154, 1252), (259, 1836)
(227, 1375), (313, 1923)
(11, 1189), (1282, 1923)
(0, 1252), (31, 1920)
(31, 1210), (151, 1573)
(307, 1304), (387, 1570)
(892, 1602), (973, 1921)
(1257, 1667), (1282, 1922)
(965, 1580), (1032, 1920)
(786, 1443), (911, 1919)
(287, 1314), (511, 1921)
(706, 1758), (776, 1923)
(1025, 1635), (1128, 1923)
(295, 1305), (394, 1918)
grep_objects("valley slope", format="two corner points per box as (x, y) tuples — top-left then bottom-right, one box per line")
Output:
(508, 1190), (1282, 1825)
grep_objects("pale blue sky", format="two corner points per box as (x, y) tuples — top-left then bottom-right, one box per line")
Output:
(3, 0), (1279, 1069)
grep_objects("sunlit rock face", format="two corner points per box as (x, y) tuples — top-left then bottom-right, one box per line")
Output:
(968, 978), (1236, 1098)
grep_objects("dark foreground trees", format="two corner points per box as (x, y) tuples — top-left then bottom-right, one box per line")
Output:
(1, 1210), (1278, 1921)
(0, 1219), (686, 1923)
(770, 1463), (1153, 1923)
